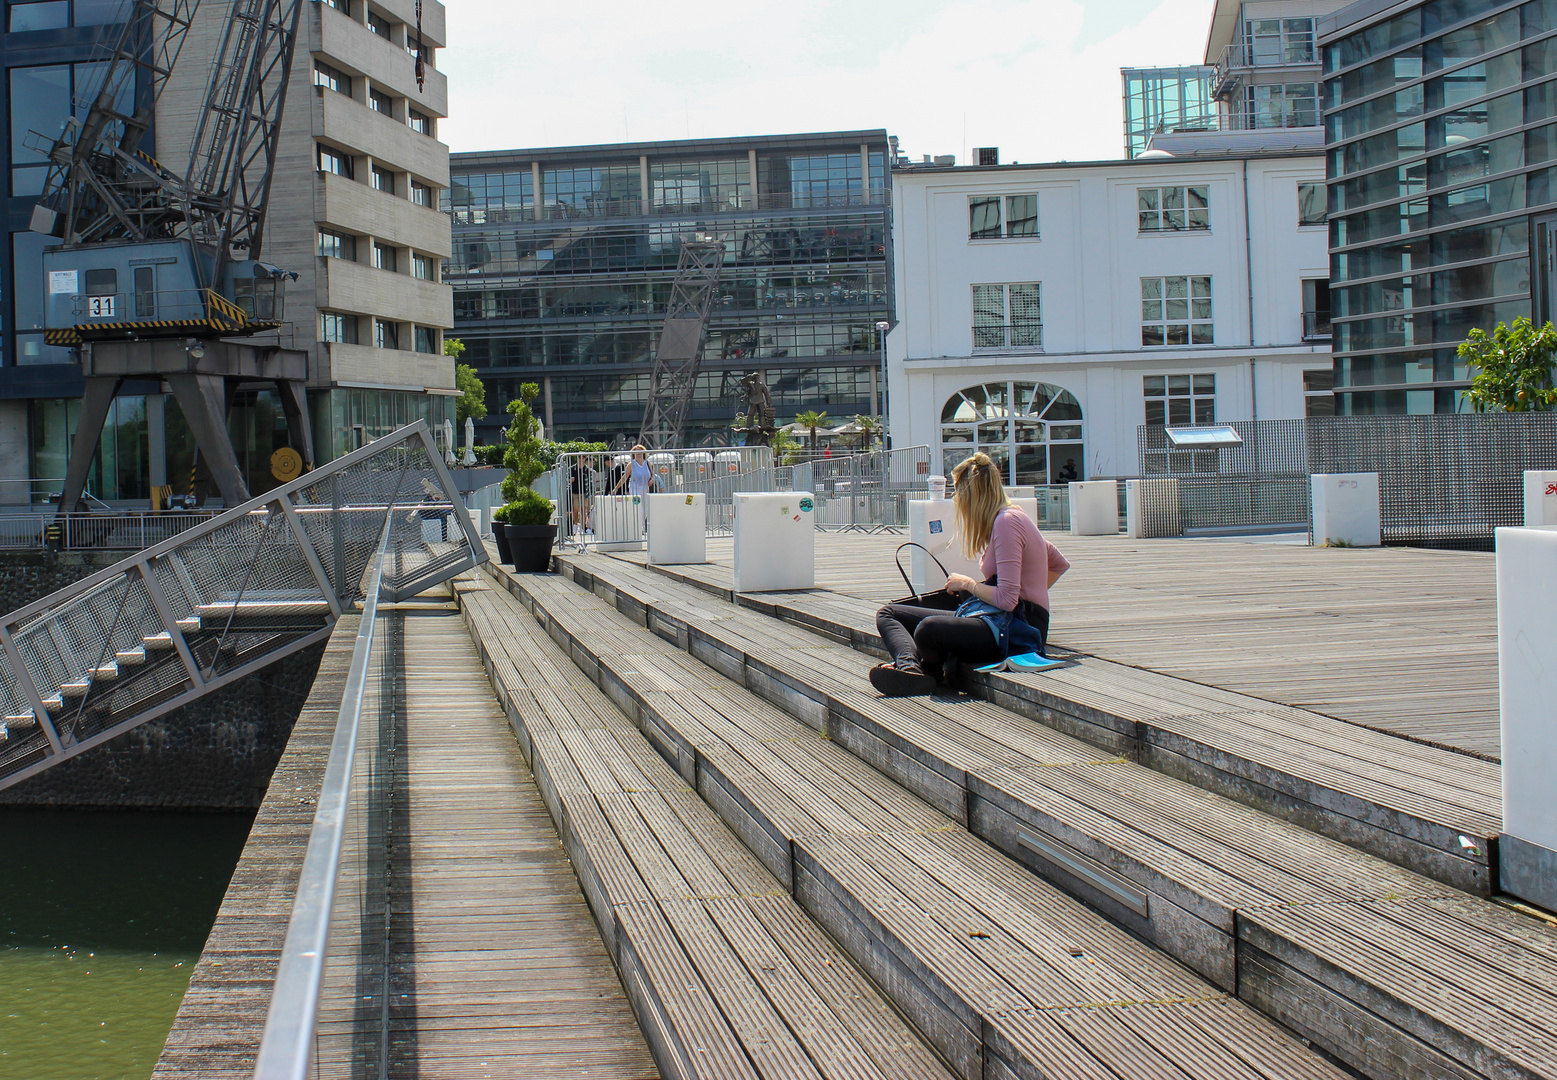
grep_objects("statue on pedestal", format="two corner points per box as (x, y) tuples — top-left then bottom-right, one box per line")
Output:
(739, 371), (776, 447)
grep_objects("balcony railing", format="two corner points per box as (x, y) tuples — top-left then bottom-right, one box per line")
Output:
(448, 188), (890, 226)
(1303, 310), (1332, 342)
(1212, 40), (1319, 99)
(972, 323), (1044, 351)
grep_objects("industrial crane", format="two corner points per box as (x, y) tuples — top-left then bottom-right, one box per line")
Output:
(28, 0), (307, 514)
(637, 239), (725, 449)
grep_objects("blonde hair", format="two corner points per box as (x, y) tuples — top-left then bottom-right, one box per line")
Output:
(631, 444), (647, 455)
(951, 452), (1010, 559)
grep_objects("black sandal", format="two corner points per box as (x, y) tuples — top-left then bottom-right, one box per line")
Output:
(869, 663), (938, 697)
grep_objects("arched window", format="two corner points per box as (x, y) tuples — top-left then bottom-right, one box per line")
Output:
(940, 381), (1083, 485)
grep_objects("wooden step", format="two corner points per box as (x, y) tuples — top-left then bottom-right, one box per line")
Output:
(4, 713), (35, 729)
(461, 571), (1355, 1080)
(143, 632), (176, 650)
(489, 558), (1557, 1080)
(91, 663), (118, 680)
(115, 647), (147, 666)
(59, 680), (91, 699)
(559, 551), (1501, 895)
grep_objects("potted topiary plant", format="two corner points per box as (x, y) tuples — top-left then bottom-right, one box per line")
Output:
(489, 501), (513, 564)
(497, 383), (557, 572)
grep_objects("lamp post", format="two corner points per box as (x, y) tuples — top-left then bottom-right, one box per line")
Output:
(874, 320), (891, 449)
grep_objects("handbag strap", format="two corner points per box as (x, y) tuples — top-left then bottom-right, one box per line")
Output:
(895, 542), (950, 604)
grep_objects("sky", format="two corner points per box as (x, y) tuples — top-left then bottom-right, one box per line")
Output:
(440, 0), (1218, 165)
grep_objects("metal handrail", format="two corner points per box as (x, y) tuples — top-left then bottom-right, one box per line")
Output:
(252, 516), (393, 1080)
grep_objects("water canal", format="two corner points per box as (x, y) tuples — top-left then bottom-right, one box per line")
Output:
(0, 808), (252, 1079)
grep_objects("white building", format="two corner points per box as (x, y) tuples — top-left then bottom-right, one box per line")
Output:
(887, 149), (1333, 481)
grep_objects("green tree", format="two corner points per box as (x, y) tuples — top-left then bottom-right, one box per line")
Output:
(795, 409), (828, 454)
(1460, 318), (1557, 412)
(454, 363), (487, 426)
(853, 414), (881, 451)
(496, 383), (552, 525)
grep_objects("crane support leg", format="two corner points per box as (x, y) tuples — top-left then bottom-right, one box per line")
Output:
(57, 376), (123, 517)
(166, 372), (249, 506)
(275, 379), (314, 469)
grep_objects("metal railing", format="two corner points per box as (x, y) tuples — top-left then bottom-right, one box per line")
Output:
(0, 511), (220, 550)
(0, 420), (484, 793)
(554, 447), (775, 548)
(783, 446), (933, 531)
(1302, 309), (1332, 341)
(971, 323), (1043, 351)
(253, 519), (397, 1080)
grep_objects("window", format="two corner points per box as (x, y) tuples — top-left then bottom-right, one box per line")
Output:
(317, 229), (356, 260)
(84, 268), (115, 296)
(1143, 373), (1215, 426)
(375, 319), (399, 349)
(414, 326), (438, 354)
(412, 254), (435, 280)
(313, 61), (352, 96)
(410, 180), (434, 207)
(968, 194), (1039, 239)
(368, 88), (393, 115)
(320, 0), (351, 13)
(8, 2), (69, 31)
(1245, 17), (1315, 65)
(11, 62), (125, 196)
(1249, 83), (1319, 128)
(320, 311), (359, 344)
(972, 283), (1042, 349)
(1303, 278), (1331, 340)
(366, 9), (390, 37)
(408, 109), (431, 135)
(1141, 276), (1213, 345)
(1304, 368), (1335, 416)
(1298, 181), (1325, 226)
(1138, 186), (1209, 231)
(372, 242), (397, 272)
(317, 144), (353, 178)
(133, 266), (155, 317)
(371, 165), (395, 194)
(939, 381), (1084, 484)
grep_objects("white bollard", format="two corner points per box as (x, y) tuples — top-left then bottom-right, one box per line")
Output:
(592, 494), (644, 551)
(907, 500), (981, 592)
(1069, 480), (1118, 536)
(733, 492), (815, 592)
(1524, 471), (1557, 526)
(647, 493), (707, 565)
(1310, 472), (1380, 547)
(1126, 478), (1182, 538)
(1495, 525), (1557, 909)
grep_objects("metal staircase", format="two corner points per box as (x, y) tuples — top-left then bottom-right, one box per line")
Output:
(0, 421), (485, 792)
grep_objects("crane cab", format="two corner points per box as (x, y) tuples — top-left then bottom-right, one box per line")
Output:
(41, 239), (290, 347)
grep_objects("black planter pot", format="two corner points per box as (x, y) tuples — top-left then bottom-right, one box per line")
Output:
(491, 524), (513, 564)
(504, 523), (557, 573)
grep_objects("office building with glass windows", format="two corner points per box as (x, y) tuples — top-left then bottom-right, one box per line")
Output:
(1320, 0), (1557, 413)
(447, 131), (891, 447)
(889, 148), (1333, 481)
(0, 0), (453, 505)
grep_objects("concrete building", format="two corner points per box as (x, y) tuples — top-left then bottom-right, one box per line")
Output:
(0, 0), (453, 504)
(1321, 0), (1556, 414)
(888, 150), (1333, 481)
(447, 131), (891, 447)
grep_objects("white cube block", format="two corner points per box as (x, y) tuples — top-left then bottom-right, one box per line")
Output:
(733, 492), (815, 592)
(592, 495), (644, 550)
(1310, 472), (1380, 547)
(1496, 526), (1557, 908)
(1126, 479), (1182, 539)
(1069, 481), (1117, 536)
(1525, 471), (1557, 526)
(1010, 498), (1039, 527)
(647, 493), (707, 565)
(907, 500), (981, 593)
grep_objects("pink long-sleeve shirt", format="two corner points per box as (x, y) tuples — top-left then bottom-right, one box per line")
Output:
(979, 505), (1070, 612)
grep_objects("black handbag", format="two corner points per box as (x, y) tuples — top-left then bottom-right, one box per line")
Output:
(890, 542), (961, 610)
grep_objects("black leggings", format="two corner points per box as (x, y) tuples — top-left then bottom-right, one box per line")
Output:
(876, 603), (1003, 677)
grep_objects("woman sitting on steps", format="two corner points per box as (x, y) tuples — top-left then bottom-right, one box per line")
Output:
(870, 452), (1070, 697)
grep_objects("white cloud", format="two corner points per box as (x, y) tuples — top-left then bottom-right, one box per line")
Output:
(440, 0), (1215, 163)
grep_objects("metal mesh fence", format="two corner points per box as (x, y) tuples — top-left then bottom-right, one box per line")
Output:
(1137, 415), (1557, 544)
(0, 421), (484, 791)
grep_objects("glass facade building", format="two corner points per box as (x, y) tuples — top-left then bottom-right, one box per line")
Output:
(1122, 67), (1218, 157)
(1321, 0), (1557, 413)
(448, 131), (891, 446)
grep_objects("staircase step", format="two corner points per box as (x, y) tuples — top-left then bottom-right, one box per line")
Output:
(465, 569), (1356, 1080)
(91, 663), (118, 680)
(115, 647), (147, 666)
(563, 552), (1500, 895)
(143, 632), (176, 650)
(41, 695), (63, 711)
(195, 599), (332, 621)
(489, 556), (1557, 1080)
(4, 714), (35, 729)
(59, 681), (91, 699)
(175, 617), (201, 633)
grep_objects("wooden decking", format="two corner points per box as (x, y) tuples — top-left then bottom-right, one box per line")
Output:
(391, 607), (657, 1077)
(618, 531), (1501, 758)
